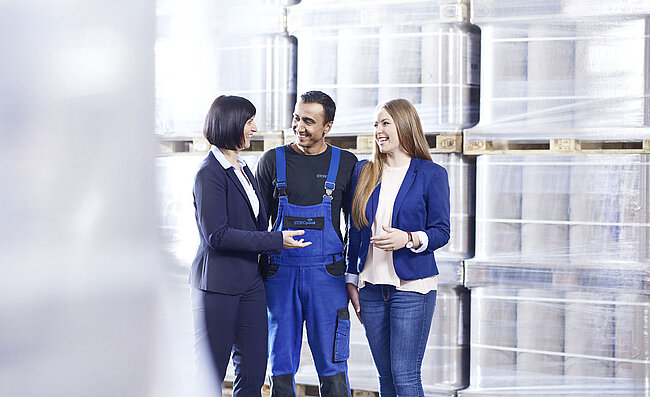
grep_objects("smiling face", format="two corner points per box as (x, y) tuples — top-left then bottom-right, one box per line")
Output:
(241, 115), (257, 150)
(374, 108), (402, 155)
(292, 101), (331, 153)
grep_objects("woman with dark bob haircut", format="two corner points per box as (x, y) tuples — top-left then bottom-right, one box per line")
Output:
(190, 95), (311, 396)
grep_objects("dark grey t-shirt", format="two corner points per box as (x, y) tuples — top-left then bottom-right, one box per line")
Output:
(255, 144), (358, 242)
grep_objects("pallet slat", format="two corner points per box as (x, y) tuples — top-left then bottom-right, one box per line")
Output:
(326, 133), (462, 153)
(464, 138), (650, 154)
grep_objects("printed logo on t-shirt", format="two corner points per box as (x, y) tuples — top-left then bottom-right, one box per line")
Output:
(316, 174), (327, 179)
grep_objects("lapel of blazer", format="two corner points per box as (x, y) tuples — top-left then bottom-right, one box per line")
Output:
(244, 165), (268, 229)
(391, 158), (418, 225)
(225, 166), (256, 221)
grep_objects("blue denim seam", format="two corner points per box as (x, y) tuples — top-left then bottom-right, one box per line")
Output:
(416, 292), (428, 397)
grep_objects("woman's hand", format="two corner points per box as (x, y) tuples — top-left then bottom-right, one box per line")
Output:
(347, 283), (362, 324)
(370, 225), (408, 251)
(282, 230), (312, 249)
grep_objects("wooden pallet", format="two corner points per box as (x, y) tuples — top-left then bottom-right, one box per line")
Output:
(157, 132), (284, 154)
(463, 138), (650, 155)
(325, 133), (462, 154)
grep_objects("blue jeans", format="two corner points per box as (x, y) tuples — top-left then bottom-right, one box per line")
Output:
(359, 283), (436, 397)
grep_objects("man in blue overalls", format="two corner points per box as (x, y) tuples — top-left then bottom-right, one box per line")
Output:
(256, 91), (358, 396)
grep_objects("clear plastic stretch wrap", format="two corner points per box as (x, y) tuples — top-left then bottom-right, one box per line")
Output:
(156, 0), (296, 135)
(466, 154), (650, 291)
(289, 285), (469, 395)
(459, 287), (650, 396)
(465, 0), (650, 141)
(288, 0), (480, 135)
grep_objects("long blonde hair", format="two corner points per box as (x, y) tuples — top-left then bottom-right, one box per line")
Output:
(351, 98), (432, 228)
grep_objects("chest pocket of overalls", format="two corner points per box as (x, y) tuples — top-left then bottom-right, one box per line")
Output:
(282, 211), (326, 256)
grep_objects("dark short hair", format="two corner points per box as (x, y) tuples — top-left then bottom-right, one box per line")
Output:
(299, 91), (336, 125)
(203, 95), (256, 150)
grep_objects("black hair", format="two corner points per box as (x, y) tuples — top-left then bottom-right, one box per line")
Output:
(299, 90), (336, 125)
(203, 95), (256, 150)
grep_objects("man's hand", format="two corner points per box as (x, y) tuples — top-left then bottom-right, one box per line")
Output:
(347, 283), (362, 324)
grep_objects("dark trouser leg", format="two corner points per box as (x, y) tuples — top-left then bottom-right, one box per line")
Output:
(191, 287), (239, 397)
(231, 279), (268, 397)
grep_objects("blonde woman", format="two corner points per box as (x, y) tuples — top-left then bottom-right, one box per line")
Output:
(346, 98), (450, 396)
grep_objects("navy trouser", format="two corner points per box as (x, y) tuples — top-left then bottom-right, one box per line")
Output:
(191, 279), (268, 397)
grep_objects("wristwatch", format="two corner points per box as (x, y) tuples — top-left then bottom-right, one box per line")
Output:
(405, 231), (414, 249)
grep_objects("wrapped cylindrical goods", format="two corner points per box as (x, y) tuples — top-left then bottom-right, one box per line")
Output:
(421, 22), (480, 131)
(520, 161), (569, 266)
(471, 24), (528, 131)
(634, 294), (650, 396)
(573, 18), (648, 131)
(474, 157), (522, 259)
(469, 288), (517, 388)
(515, 289), (564, 386)
(432, 153), (476, 259)
(468, 154), (649, 291)
(564, 291), (615, 382)
(423, 286), (469, 388)
(296, 29), (338, 89)
(336, 27), (379, 132)
(526, 23), (575, 131)
(266, 34), (298, 131)
(378, 25), (421, 104)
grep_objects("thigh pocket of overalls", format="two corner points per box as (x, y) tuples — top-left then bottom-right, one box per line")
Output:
(332, 307), (350, 362)
(325, 258), (346, 277)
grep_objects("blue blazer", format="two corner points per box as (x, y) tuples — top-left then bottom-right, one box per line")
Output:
(190, 152), (283, 294)
(346, 158), (450, 281)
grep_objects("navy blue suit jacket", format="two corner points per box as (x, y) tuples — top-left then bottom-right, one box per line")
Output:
(346, 158), (450, 280)
(190, 152), (283, 294)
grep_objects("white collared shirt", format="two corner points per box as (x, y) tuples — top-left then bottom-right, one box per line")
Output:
(211, 146), (260, 218)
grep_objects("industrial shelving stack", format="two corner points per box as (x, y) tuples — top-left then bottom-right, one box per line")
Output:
(460, 1), (650, 395)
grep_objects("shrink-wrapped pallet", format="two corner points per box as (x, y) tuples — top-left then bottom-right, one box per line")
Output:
(288, 0), (480, 135)
(465, 0), (650, 144)
(467, 154), (649, 291)
(156, 0), (294, 135)
(460, 288), (650, 396)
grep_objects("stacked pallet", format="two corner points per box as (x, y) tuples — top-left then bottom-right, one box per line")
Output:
(288, 0), (480, 153)
(461, 0), (650, 395)
(155, 0), (295, 152)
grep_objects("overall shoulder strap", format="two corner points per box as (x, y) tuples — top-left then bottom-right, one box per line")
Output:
(275, 145), (287, 197)
(324, 146), (340, 198)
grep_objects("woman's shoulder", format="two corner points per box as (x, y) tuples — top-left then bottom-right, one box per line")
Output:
(416, 158), (447, 176)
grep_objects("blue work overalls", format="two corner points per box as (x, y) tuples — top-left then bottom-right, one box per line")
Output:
(265, 145), (351, 397)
